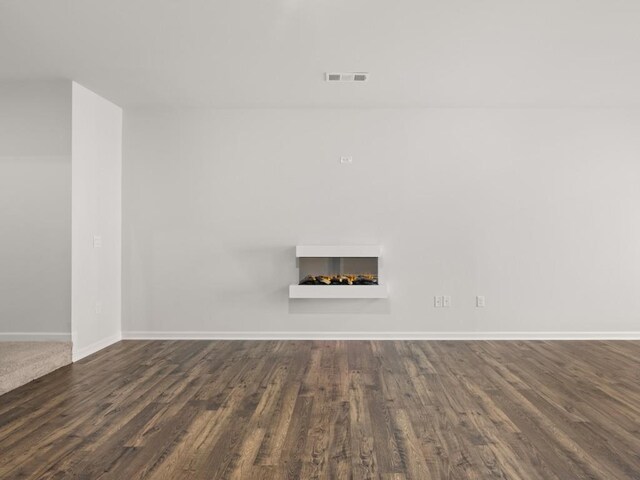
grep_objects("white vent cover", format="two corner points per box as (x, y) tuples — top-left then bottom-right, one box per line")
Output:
(325, 72), (369, 82)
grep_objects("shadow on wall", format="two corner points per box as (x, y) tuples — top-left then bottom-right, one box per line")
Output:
(289, 298), (391, 315)
(213, 244), (392, 314)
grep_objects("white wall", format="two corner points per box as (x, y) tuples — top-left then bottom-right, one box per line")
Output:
(123, 108), (640, 337)
(0, 80), (71, 339)
(72, 82), (122, 359)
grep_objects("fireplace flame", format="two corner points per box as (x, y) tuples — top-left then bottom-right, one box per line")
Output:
(299, 274), (378, 286)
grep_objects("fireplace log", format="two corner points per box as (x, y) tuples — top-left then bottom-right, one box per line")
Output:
(299, 274), (378, 285)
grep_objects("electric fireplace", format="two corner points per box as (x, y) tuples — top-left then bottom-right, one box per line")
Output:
(289, 245), (388, 298)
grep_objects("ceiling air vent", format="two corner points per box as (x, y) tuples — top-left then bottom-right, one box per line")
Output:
(325, 72), (370, 82)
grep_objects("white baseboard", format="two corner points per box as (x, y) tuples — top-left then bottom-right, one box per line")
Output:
(0, 332), (72, 342)
(122, 331), (640, 341)
(72, 332), (122, 362)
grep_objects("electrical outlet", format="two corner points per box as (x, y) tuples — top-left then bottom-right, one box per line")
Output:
(443, 295), (451, 307)
(340, 156), (353, 164)
(476, 295), (486, 307)
(434, 296), (443, 308)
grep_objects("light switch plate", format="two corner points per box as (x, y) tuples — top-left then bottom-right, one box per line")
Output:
(443, 295), (451, 307)
(476, 295), (486, 307)
(434, 296), (443, 308)
(93, 235), (102, 248)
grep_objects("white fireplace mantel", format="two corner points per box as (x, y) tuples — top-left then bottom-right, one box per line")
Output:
(295, 245), (381, 258)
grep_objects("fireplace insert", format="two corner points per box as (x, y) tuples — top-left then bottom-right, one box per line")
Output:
(299, 274), (378, 286)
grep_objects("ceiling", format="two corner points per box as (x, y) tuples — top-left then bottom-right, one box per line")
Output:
(1, 0), (640, 108)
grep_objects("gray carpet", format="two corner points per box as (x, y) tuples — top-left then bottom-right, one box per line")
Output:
(0, 342), (72, 396)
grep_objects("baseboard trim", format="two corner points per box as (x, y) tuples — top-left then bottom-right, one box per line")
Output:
(122, 331), (640, 341)
(0, 332), (72, 342)
(72, 332), (122, 362)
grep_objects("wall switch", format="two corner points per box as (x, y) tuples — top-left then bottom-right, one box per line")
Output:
(93, 235), (102, 248)
(95, 301), (102, 314)
(340, 156), (353, 164)
(476, 295), (486, 307)
(443, 295), (451, 307)
(434, 296), (443, 308)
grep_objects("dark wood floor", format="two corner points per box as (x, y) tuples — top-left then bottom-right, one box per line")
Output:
(0, 340), (639, 479)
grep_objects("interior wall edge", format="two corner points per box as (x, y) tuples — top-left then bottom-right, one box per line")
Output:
(71, 332), (122, 362)
(71, 81), (122, 360)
